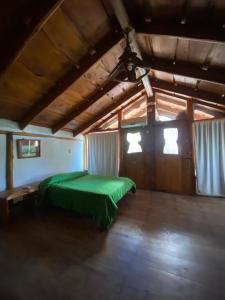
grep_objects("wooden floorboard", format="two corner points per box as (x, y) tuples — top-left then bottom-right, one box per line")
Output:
(0, 190), (225, 300)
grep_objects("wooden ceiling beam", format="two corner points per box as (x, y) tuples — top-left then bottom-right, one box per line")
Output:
(0, 0), (64, 80)
(84, 92), (145, 134)
(157, 108), (177, 116)
(19, 32), (123, 130)
(89, 112), (118, 133)
(73, 84), (144, 136)
(144, 56), (225, 86)
(123, 96), (146, 115)
(89, 128), (119, 134)
(100, 116), (118, 130)
(151, 78), (225, 106)
(194, 105), (225, 117)
(193, 100), (225, 112)
(52, 80), (119, 133)
(136, 22), (225, 44)
(155, 90), (225, 112)
(157, 102), (184, 115)
(110, 0), (153, 97)
(157, 95), (186, 107)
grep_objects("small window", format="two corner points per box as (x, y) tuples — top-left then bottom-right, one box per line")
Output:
(163, 128), (178, 155)
(127, 132), (142, 154)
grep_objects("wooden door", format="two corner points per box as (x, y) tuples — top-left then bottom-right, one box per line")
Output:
(119, 126), (155, 189)
(154, 120), (195, 195)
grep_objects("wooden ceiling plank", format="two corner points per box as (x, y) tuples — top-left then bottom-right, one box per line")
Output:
(136, 22), (225, 44)
(52, 80), (119, 133)
(73, 84), (144, 136)
(193, 100), (225, 112)
(87, 92), (145, 133)
(0, 0), (65, 80)
(144, 56), (225, 85)
(151, 78), (225, 106)
(19, 32), (123, 130)
(194, 104), (225, 117)
(155, 90), (225, 112)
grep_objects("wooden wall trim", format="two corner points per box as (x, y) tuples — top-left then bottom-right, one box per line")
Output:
(88, 129), (119, 134)
(0, 131), (79, 141)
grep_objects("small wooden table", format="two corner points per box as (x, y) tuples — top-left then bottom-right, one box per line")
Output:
(0, 183), (39, 223)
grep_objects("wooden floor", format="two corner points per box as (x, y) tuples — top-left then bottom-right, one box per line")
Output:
(1, 190), (225, 300)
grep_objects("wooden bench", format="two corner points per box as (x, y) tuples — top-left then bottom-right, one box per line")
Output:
(0, 183), (39, 223)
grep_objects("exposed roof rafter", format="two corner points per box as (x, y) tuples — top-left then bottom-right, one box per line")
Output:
(156, 90), (225, 112)
(144, 56), (225, 85)
(136, 22), (225, 44)
(52, 80), (119, 133)
(73, 84), (144, 136)
(151, 78), (225, 105)
(0, 0), (65, 80)
(19, 32), (123, 130)
(86, 92), (145, 133)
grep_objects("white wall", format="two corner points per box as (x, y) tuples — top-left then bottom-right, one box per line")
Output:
(0, 134), (6, 191)
(13, 136), (84, 187)
(0, 119), (84, 190)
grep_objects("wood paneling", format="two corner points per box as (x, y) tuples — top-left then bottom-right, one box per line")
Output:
(19, 32), (123, 129)
(0, 0), (64, 79)
(0, 0), (225, 132)
(73, 84), (144, 136)
(62, 0), (112, 45)
(120, 126), (155, 189)
(154, 120), (195, 195)
(52, 81), (120, 133)
(151, 78), (225, 105)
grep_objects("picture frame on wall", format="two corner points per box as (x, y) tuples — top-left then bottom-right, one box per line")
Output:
(17, 139), (41, 159)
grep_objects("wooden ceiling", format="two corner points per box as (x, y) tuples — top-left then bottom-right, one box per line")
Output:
(0, 0), (225, 135)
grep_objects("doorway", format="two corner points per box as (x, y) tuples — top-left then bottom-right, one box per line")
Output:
(154, 120), (195, 195)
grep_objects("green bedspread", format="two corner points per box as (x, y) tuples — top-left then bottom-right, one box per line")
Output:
(39, 172), (135, 229)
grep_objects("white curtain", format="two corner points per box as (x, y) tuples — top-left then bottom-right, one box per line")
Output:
(87, 131), (119, 176)
(194, 119), (225, 196)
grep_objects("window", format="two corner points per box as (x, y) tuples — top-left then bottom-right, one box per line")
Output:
(127, 132), (142, 154)
(163, 128), (178, 155)
(158, 115), (172, 121)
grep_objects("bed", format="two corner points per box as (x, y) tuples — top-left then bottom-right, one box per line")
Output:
(39, 171), (136, 229)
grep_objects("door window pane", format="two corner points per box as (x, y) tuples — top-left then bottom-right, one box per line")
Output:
(127, 132), (142, 154)
(163, 128), (178, 154)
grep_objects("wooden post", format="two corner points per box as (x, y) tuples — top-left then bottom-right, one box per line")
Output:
(146, 93), (156, 124)
(146, 93), (156, 189)
(186, 100), (196, 194)
(118, 111), (123, 176)
(6, 132), (13, 189)
(187, 100), (194, 122)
